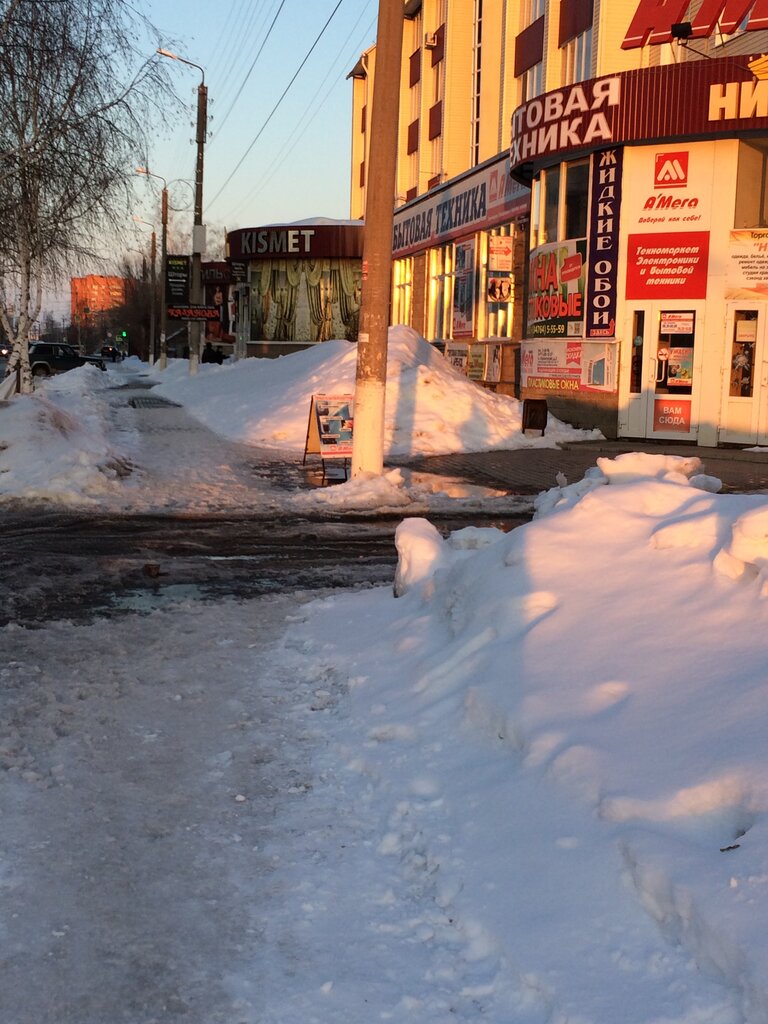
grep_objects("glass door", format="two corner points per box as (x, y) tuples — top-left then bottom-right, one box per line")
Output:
(646, 309), (698, 439)
(620, 305), (702, 440)
(720, 305), (768, 445)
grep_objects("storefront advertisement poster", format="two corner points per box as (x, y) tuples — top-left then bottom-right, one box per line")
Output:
(445, 342), (469, 373)
(313, 395), (355, 458)
(452, 239), (476, 339)
(726, 230), (768, 300)
(666, 347), (694, 387)
(467, 344), (486, 381)
(488, 235), (514, 272)
(660, 312), (695, 334)
(487, 276), (512, 302)
(485, 343), (502, 383)
(521, 339), (617, 393)
(625, 231), (710, 299)
(527, 239), (586, 339)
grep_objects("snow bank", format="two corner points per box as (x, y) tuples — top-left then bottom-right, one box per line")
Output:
(153, 326), (599, 456)
(0, 365), (129, 504)
(267, 453), (768, 1021)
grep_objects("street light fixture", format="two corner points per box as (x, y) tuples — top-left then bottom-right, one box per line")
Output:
(157, 47), (207, 376)
(133, 216), (157, 365)
(136, 167), (169, 369)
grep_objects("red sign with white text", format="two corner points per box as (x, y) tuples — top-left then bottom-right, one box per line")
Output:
(653, 398), (692, 433)
(625, 232), (710, 299)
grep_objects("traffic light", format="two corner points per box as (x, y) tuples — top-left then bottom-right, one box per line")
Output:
(120, 330), (127, 339)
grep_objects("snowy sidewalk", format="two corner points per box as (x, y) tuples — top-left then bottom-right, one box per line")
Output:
(103, 363), (296, 513)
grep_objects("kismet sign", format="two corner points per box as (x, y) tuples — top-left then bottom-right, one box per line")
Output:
(622, 0), (768, 48)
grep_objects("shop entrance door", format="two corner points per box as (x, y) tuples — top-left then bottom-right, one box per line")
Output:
(720, 304), (768, 445)
(621, 305), (703, 441)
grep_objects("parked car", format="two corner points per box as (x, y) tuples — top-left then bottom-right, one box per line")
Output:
(29, 343), (106, 377)
(100, 344), (123, 362)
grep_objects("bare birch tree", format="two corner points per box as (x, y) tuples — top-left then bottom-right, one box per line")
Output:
(0, 0), (176, 392)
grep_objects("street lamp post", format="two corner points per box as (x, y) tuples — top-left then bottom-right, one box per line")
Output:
(133, 217), (157, 363)
(157, 48), (207, 376)
(136, 168), (169, 369)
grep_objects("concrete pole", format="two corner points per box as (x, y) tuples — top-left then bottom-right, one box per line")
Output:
(189, 78), (208, 376)
(351, 0), (403, 478)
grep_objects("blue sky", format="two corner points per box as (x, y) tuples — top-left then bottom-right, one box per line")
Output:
(46, 0), (377, 323)
(138, 0), (377, 233)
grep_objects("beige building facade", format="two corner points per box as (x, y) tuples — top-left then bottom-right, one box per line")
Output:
(352, 0), (768, 445)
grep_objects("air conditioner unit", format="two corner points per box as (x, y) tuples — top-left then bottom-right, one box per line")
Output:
(424, 31), (438, 49)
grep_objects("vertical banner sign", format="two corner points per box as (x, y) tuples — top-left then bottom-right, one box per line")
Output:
(166, 254), (190, 306)
(452, 239), (476, 339)
(586, 149), (623, 338)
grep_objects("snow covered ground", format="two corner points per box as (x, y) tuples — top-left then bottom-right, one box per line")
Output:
(0, 327), (594, 512)
(1, 334), (768, 1021)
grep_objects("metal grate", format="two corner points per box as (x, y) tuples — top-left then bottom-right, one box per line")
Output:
(128, 396), (182, 409)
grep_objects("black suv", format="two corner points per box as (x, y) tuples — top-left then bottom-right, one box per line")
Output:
(29, 343), (106, 377)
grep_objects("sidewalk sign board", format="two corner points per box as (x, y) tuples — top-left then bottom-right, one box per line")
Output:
(303, 394), (355, 478)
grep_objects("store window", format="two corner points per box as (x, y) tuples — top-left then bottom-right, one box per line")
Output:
(729, 310), (758, 397)
(393, 258), (413, 326)
(532, 157), (590, 246)
(428, 244), (454, 342)
(735, 140), (768, 228)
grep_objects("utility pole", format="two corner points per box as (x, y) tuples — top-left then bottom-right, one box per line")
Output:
(157, 49), (207, 376)
(351, 0), (404, 478)
(189, 73), (207, 376)
(136, 168), (169, 369)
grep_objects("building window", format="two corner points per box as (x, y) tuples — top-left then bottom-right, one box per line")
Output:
(533, 158), (590, 246)
(562, 27), (592, 84)
(393, 258), (413, 326)
(524, 0), (544, 24)
(523, 61), (543, 101)
(428, 244), (454, 342)
(735, 140), (768, 228)
(564, 159), (589, 239)
(472, 0), (483, 166)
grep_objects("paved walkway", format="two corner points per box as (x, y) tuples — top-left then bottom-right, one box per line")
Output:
(398, 440), (768, 495)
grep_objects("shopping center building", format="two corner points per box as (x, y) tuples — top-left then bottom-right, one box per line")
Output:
(350, 0), (768, 446)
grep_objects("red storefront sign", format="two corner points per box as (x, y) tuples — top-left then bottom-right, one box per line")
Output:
(653, 398), (692, 432)
(622, 0), (768, 50)
(625, 231), (710, 299)
(226, 223), (362, 262)
(510, 58), (768, 180)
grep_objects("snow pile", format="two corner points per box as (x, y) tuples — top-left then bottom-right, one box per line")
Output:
(0, 365), (129, 504)
(259, 454), (768, 1021)
(533, 449), (724, 516)
(153, 326), (599, 456)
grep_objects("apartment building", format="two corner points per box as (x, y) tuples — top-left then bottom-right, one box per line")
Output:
(70, 275), (126, 325)
(351, 0), (768, 445)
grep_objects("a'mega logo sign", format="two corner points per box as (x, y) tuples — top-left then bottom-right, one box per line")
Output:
(655, 152), (689, 187)
(622, 0), (768, 49)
